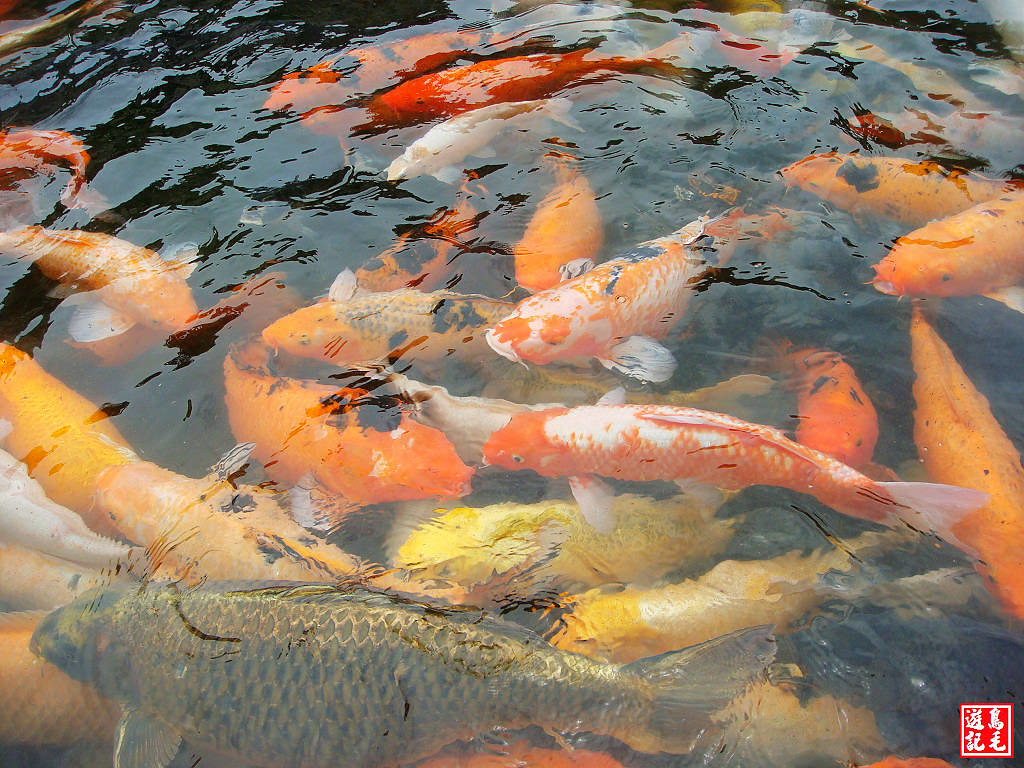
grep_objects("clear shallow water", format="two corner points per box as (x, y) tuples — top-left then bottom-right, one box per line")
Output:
(1, 0), (1023, 766)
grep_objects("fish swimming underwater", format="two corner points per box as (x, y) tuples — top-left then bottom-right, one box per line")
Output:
(481, 397), (987, 539)
(32, 581), (776, 768)
(0, 226), (198, 341)
(0, 128), (89, 207)
(486, 216), (717, 383)
(0, 539), (120, 610)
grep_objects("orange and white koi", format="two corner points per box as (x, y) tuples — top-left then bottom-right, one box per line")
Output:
(0, 128), (88, 206)
(779, 152), (1016, 228)
(486, 217), (716, 383)
(873, 190), (1024, 312)
(0, 227), (198, 340)
(481, 395), (987, 539)
(771, 341), (878, 468)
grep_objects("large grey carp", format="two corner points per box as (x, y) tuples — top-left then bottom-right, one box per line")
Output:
(32, 581), (774, 768)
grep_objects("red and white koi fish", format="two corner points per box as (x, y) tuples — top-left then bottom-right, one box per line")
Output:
(486, 217), (716, 383)
(481, 393), (987, 543)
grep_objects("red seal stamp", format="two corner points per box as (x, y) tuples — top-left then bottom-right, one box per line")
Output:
(961, 704), (1014, 758)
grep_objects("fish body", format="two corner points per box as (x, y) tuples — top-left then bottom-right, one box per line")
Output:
(0, 128), (88, 205)
(223, 343), (473, 515)
(0, 540), (114, 610)
(514, 158), (603, 293)
(387, 99), (578, 183)
(910, 307), (1024, 618)
(772, 342), (878, 468)
(416, 740), (626, 768)
(0, 611), (119, 746)
(32, 581), (776, 767)
(0, 343), (137, 534)
(861, 759), (956, 768)
(486, 217), (714, 383)
(481, 402), (986, 543)
(368, 50), (675, 126)
(262, 287), (513, 368)
(779, 152), (1014, 228)
(0, 0), (113, 57)
(0, 445), (130, 568)
(873, 191), (1024, 301)
(0, 227), (198, 339)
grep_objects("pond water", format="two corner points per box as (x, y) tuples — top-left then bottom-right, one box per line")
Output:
(1, 0), (1023, 766)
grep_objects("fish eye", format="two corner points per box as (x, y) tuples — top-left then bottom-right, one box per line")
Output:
(512, 455), (524, 463)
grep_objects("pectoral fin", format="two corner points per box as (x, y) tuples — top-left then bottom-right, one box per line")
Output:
(599, 335), (676, 383)
(114, 710), (181, 768)
(66, 297), (136, 342)
(983, 286), (1024, 314)
(569, 474), (616, 533)
(431, 165), (464, 185)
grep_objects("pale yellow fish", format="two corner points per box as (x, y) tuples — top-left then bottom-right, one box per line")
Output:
(0, 539), (122, 610)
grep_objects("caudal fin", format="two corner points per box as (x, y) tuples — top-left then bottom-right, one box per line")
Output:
(867, 481), (987, 557)
(620, 625), (776, 754)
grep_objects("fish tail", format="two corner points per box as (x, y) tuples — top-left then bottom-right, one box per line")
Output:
(619, 625), (775, 754)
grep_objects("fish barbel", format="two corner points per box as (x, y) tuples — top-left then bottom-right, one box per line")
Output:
(33, 581), (775, 768)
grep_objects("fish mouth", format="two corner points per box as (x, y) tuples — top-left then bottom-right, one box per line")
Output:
(872, 278), (898, 295)
(485, 328), (522, 365)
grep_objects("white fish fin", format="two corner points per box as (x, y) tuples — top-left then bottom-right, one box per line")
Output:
(983, 286), (1024, 314)
(211, 442), (256, 481)
(569, 474), (616, 533)
(162, 242), (200, 277)
(0, 418), (12, 443)
(67, 298), (136, 342)
(94, 432), (140, 462)
(872, 481), (988, 556)
(431, 165), (464, 185)
(675, 478), (725, 508)
(600, 335), (677, 383)
(597, 387), (626, 405)
(968, 61), (1024, 96)
(558, 257), (594, 282)
(539, 97), (582, 130)
(328, 268), (358, 302)
(114, 709), (181, 768)
(287, 473), (350, 533)
(289, 473), (322, 531)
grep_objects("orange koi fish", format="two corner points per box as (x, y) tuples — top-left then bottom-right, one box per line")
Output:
(487, 217), (716, 383)
(223, 342), (473, 527)
(911, 307), (1024, 618)
(859, 759), (956, 768)
(514, 157), (602, 293)
(0, 227), (198, 341)
(366, 49), (677, 127)
(779, 152), (1016, 228)
(772, 342), (878, 468)
(0, 343), (137, 535)
(0, 612), (119, 747)
(262, 273), (512, 369)
(481, 395), (986, 538)
(417, 740), (627, 768)
(0, 128), (88, 206)
(355, 197), (480, 292)
(873, 191), (1024, 311)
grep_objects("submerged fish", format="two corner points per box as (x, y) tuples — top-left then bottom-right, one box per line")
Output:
(387, 99), (579, 183)
(0, 227), (198, 341)
(0, 0), (114, 58)
(0, 128), (89, 207)
(417, 740), (627, 768)
(486, 216), (716, 383)
(0, 540), (117, 610)
(32, 581), (776, 768)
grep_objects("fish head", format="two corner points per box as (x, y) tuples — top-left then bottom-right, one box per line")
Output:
(481, 409), (567, 474)
(486, 292), (603, 366)
(778, 151), (841, 191)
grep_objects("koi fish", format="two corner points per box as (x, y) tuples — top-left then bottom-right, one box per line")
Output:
(0, 227), (198, 341)
(0, 0), (115, 58)
(0, 442), (130, 568)
(223, 342), (473, 527)
(0, 343), (138, 535)
(514, 156), (602, 293)
(0, 540), (119, 610)
(552, 532), (888, 662)
(261, 271), (513, 369)
(860, 759), (956, 768)
(480, 394), (987, 539)
(873, 191), (1024, 312)
(779, 152), (1016, 228)
(416, 741), (627, 768)
(0, 611), (119, 747)
(486, 217), (716, 383)
(387, 99), (579, 183)
(771, 341), (879, 468)
(910, 307), (1024, 618)
(390, 493), (735, 591)
(0, 128), (88, 207)
(365, 49), (678, 127)
(355, 197), (480, 292)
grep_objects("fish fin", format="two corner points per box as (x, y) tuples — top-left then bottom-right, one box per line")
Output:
(680, 373), (775, 410)
(67, 298), (136, 342)
(599, 335), (677, 383)
(622, 625), (776, 754)
(870, 481), (987, 557)
(0, 418), (12, 443)
(983, 286), (1024, 314)
(675, 478), (724, 508)
(431, 165), (464, 185)
(558, 257), (594, 282)
(540, 97), (582, 131)
(597, 387), (626, 405)
(94, 432), (141, 462)
(289, 474), (330, 532)
(114, 709), (181, 768)
(210, 442), (256, 481)
(569, 474), (616, 533)
(162, 242), (200, 277)
(328, 268), (358, 302)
